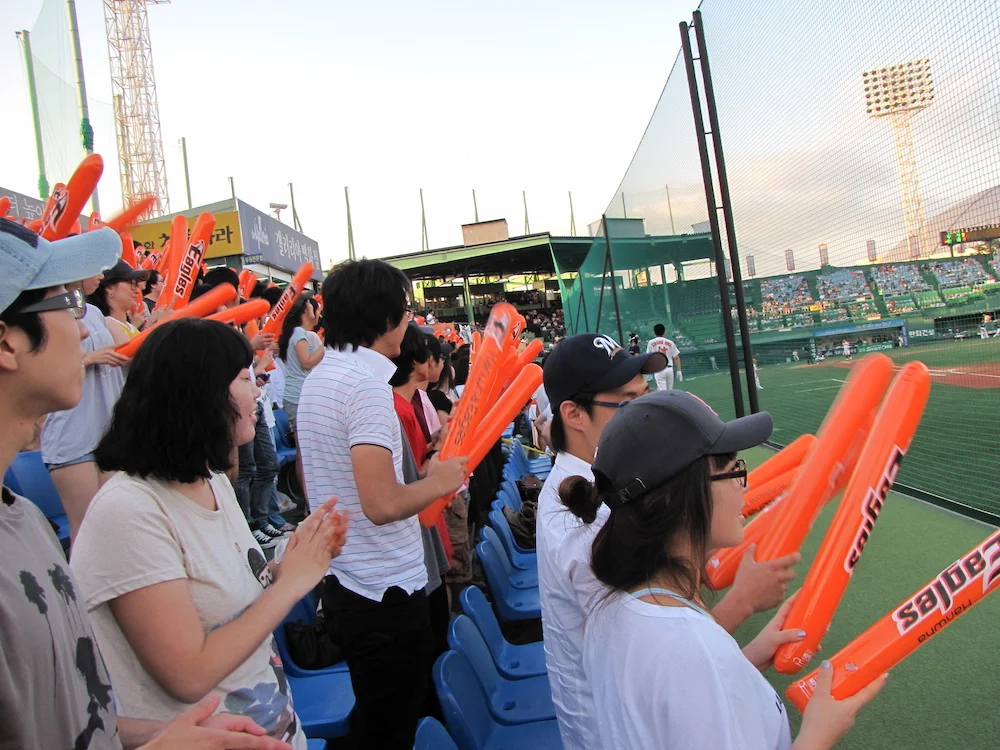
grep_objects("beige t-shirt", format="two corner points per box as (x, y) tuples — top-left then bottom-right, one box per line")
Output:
(70, 472), (306, 748)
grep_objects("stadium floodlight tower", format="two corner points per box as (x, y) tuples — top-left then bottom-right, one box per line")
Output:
(104, 0), (171, 216)
(863, 59), (934, 259)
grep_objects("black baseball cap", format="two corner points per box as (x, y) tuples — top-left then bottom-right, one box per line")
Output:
(102, 258), (150, 284)
(543, 332), (667, 410)
(593, 390), (773, 509)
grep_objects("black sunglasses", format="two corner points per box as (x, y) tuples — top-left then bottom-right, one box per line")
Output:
(711, 459), (748, 488)
(17, 288), (87, 320)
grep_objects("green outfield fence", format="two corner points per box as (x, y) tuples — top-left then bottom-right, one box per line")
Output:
(559, 0), (1000, 521)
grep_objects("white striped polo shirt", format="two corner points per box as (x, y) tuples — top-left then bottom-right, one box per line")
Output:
(297, 345), (428, 602)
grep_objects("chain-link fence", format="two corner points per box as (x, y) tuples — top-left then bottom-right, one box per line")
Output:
(564, 0), (1000, 520)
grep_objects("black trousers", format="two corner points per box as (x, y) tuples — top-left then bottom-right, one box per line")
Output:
(323, 575), (435, 750)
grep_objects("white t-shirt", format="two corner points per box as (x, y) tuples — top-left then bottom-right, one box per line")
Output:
(584, 594), (792, 750)
(536, 451), (609, 750)
(647, 336), (680, 366)
(70, 472), (306, 748)
(297, 346), (427, 601)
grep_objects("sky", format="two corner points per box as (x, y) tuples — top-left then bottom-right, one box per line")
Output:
(0, 0), (696, 269)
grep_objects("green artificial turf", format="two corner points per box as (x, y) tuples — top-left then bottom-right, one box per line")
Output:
(729, 447), (1000, 749)
(675, 338), (1000, 518)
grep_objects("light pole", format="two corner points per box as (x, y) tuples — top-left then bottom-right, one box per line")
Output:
(863, 59), (934, 259)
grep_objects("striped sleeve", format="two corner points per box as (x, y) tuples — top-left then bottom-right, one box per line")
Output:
(346, 378), (398, 452)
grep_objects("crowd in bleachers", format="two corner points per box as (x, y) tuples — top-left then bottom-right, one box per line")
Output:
(759, 275), (814, 315)
(872, 263), (930, 296)
(525, 308), (565, 339)
(816, 268), (872, 303)
(929, 258), (991, 289)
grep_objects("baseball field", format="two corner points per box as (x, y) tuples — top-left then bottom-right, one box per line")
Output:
(680, 337), (1000, 519)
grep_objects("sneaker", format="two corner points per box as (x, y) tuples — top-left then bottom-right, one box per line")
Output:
(260, 523), (290, 539)
(276, 522), (296, 533)
(252, 528), (279, 549)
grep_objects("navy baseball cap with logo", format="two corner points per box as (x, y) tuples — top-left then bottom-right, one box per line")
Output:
(0, 218), (120, 315)
(594, 390), (773, 509)
(543, 332), (668, 410)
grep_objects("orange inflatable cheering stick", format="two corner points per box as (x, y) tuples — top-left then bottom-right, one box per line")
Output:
(238, 269), (258, 300)
(756, 354), (895, 562)
(774, 361), (931, 674)
(104, 196), (156, 233)
(40, 155), (103, 240)
(707, 488), (790, 589)
(746, 433), (815, 489)
(742, 466), (801, 520)
(207, 299), (271, 327)
(260, 263), (314, 339)
(153, 216), (187, 311)
(0, 197), (10, 217)
(116, 284), (237, 358)
(787, 527), (1000, 711)
(418, 303), (518, 527)
(158, 213), (215, 311)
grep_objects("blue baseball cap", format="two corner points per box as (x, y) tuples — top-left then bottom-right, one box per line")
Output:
(0, 218), (121, 315)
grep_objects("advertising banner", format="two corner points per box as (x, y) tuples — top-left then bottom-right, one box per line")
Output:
(0, 186), (45, 222)
(131, 211), (243, 260)
(237, 200), (322, 280)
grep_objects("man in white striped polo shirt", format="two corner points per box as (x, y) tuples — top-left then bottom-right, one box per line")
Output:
(297, 259), (467, 749)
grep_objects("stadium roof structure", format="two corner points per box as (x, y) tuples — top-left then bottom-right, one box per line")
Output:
(381, 230), (715, 280)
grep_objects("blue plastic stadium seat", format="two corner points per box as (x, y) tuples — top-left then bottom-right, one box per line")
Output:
(480, 527), (537, 589)
(287, 671), (354, 739)
(476, 537), (540, 622)
(306, 740), (327, 750)
(487, 510), (536, 567)
(273, 593), (349, 678)
(460, 586), (546, 680)
(434, 651), (562, 750)
(4, 451), (70, 550)
(414, 716), (459, 750)
(448, 616), (554, 725)
(272, 409), (297, 468)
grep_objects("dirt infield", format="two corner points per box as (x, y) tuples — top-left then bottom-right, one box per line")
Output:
(823, 359), (1000, 389)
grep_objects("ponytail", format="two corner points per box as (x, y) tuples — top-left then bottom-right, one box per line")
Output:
(559, 475), (602, 524)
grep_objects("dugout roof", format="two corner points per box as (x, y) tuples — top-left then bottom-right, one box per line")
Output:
(381, 231), (715, 280)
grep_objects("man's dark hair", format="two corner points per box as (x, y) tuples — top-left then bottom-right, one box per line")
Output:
(203, 266), (240, 291)
(143, 270), (161, 296)
(389, 324), (430, 387)
(0, 287), (49, 351)
(322, 259), (410, 351)
(188, 283), (213, 302)
(654, 324), (666, 337)
(95, 318), (253, 483)
(424, 333), (442, 361)
(262, 286), (283, 308)
(249, 282), (267, 300)
(549, 395), (595, 454)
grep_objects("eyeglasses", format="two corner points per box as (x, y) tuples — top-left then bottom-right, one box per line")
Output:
(17, 288), (87, 320)
(591, 399), (634, 410)
(711, 459), (748, 488)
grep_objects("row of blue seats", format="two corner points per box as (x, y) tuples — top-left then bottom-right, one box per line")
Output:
(2, 407), (303, 553)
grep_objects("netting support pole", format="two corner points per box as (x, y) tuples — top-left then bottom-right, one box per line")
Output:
(601, 214), (627, 345)
(693, 10), (759, 413)
(462, 270), (475, 325)
(681, 19), (745, 417)
(66, 0), (99, 212)
(16, 30), (49, 200)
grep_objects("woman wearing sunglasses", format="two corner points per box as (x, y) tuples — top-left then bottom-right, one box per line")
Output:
(87, 259), (149, 345)
(40, 276), (130, 541)
(561, 390), (888, 750)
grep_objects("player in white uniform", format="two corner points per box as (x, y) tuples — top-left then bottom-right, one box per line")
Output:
(646, 324), (682, 391)
(842, 339), (852, 360)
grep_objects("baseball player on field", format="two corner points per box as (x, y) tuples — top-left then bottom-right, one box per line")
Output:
(646, 323), (683, 391)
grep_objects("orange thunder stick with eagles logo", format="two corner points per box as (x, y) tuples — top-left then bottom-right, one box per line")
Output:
(418, 303), (517, 527)
(153, 215), (189, 310)
(116, 283), (237, 358)
(207, 299), (271, 327)
(462, 364), (544, 476)
(755, 354), (895, 563)
(746, 433), (815, 490)
(786, 526), (1000, 711)
(259, 263), (315, 339)
(742, 466), (802, 520)
(157, 213), (215, 311)
(774, 361), (931, 674)
(40, 154), (103, 240)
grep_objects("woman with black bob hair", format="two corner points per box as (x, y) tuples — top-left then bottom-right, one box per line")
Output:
(562, 390), (887, 750)
(278, 295), (322, 430)
(70, 318), (347, 747)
